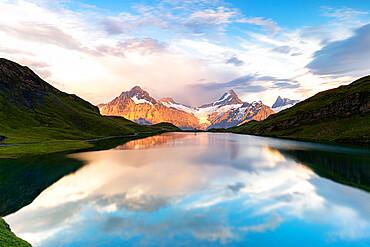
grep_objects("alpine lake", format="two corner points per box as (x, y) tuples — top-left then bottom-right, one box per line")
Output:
(2, 132), (370, 246)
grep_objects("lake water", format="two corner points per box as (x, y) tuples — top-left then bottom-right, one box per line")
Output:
(4, 133), (370, 246)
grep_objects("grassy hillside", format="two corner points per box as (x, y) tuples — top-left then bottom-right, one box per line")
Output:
(232, 76), (370, 144)
(0, 218), (31, 246)
(0, 58), (180, 156)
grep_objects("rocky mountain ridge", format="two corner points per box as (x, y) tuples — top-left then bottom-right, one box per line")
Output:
(271, 96), (300, 113)
(99, 86), (275, 130)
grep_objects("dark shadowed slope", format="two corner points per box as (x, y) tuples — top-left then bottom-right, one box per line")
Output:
(233, 76), (370, 144)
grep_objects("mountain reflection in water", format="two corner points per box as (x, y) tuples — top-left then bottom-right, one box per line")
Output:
(5, 133), (370, 247)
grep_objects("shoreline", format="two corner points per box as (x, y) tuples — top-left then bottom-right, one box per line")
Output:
(0, 130), (166, 158)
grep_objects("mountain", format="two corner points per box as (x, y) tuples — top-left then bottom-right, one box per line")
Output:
(100, 88), (274, 130)
(200, 89), (243, 108)
(100, 87), (201, 129)
(271, 96), (300, 113)
(0, 58), (179, 146)
(207, 101), (275, 129)
(232, 76), (370, 144)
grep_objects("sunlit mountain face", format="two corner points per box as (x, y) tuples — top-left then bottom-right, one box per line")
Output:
(99, 86), (275, 129)
(5, 133), (370, 246)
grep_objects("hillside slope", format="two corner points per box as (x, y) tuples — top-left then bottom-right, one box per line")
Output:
(0, 58), (179, 146)
(0, 218), (30, 246)
(233, 76), (370, 144)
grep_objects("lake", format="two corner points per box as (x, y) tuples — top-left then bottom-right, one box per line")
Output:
(3, 133), (370, 246)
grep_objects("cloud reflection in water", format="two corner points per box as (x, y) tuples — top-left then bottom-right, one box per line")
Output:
(5, 133), (370, 246)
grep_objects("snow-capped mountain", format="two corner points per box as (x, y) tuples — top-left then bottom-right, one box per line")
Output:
(99, 86), (275, 130)
(99, 86), (200, 129)
(271, 96), (300, 113)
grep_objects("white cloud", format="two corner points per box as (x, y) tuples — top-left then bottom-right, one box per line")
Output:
(0, 0), (367, 107)
(237, 17), (281, 35)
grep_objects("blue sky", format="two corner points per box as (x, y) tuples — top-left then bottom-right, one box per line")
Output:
(0, 0), (369, 105)
(75, 0), (369, 28)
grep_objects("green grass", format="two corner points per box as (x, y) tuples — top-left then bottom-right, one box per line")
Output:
(0, 122), (180, 158)
(0, 218), (31, 246)
(232, 76), (370, 144)
(0, 142), (94, 158)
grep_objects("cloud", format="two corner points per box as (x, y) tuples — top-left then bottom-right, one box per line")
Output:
(99, 2), (280, 37)
(271, 46), (303, 57)
(0, 46), (34, 56)
(189, 7), (237, 25)
(0, 0), (364, 108)
(271, 45), (294, 54)
(191, 75), (264, 92)
(96, 37), (168, 57)
(323, 7), (368, 22)
(273, 82), (300, 89)
(99, 3), (239, 37)
(98, 209), (237, 244)
(227, 182), (245, 193)
(0, 22), (79, 49)
(189, 74), (300, 97)
(184, 7), (239, 34)
(0, 21), (97, 55)
(225, 56), (244, 66)
(16, 58), (53, 79)
(240, 213), (283, 233)
(98, 193), (171, 213)
(237, 17), (281, 35)
(100, 19), (125, 35)
(306, 23), (370, 77)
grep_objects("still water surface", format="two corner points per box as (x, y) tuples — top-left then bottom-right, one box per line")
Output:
(5, 133), (370, 246)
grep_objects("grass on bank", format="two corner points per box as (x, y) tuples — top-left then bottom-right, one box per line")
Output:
(0, 142), (93, 158)
(0, 218), (31, 246)
(0, 122), (180, 158)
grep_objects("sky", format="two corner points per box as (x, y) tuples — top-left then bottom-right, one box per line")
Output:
(0, 0), (369, 106)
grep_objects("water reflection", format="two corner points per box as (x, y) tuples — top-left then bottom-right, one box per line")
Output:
(114, 133), (188, 150)
(0, 154), (85, 216)
(5, 133), (370, 246)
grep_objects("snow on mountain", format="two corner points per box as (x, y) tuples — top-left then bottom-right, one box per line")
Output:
(99, 86), (275, 130)
(271, 96), (300, 113)
(159, 98), (195, 113)
(132, 95), (153, 105)
(159, 92), (245, 127)
(100, 86), (201, 129)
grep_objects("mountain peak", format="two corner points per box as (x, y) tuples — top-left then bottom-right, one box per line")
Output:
(0, 58), (61, 109)
(272, 96), (300, 112)
(0, 58), (55, 93)
(129, 85), (144, 93)
(159, 97), (175, 104)
(213, 89), (243, 106)
(117, 85), (157, 104)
